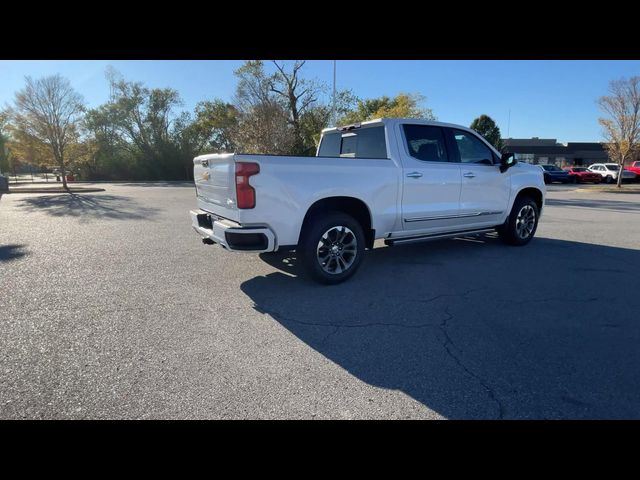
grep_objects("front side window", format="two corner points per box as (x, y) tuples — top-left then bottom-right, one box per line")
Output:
(452, 129), (494, 165)
(402, 125), (448, 162)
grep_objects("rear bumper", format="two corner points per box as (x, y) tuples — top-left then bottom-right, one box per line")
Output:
(190, 209), (276, 252)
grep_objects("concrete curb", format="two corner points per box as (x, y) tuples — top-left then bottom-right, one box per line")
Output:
(575, 186), (640, 194)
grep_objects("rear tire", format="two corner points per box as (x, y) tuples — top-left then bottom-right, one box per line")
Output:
(606, 175), (613, 184)
(298, 211), (365, 285)
(497, 196), (540, 246)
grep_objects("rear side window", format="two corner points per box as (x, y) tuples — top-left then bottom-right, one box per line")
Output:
(402, 125), (448, 162)
(318, 126), (387, 159)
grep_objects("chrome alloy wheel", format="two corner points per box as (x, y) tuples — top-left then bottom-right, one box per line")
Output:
(516, 205), (536, 240)
(316, 226), (357, 274)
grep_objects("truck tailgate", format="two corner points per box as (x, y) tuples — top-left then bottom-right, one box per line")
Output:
(193, 153), (239, 222)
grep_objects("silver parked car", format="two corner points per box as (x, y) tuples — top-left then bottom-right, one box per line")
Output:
(587, 163), (637, 183)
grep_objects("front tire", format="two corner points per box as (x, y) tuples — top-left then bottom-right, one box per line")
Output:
(497, 196), (540, 246)
(298, 211), (365, 285)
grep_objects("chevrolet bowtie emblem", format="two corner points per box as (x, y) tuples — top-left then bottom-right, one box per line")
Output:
(201, 171), (210, 181)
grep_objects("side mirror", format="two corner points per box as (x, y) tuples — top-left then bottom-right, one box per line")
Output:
(500, 152), (517, 173)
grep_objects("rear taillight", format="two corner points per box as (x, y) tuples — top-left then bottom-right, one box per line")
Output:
(235, 162), (260, 209)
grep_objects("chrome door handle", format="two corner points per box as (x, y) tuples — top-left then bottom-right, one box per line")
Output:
(406, 172), (423, 178)
(463, 172), (476, 178)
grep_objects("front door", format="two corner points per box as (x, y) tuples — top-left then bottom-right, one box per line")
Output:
(447, 128), (510, 228)
(398, 124), (463, 234)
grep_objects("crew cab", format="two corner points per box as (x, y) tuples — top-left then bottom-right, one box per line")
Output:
(190, 118), (546, 284)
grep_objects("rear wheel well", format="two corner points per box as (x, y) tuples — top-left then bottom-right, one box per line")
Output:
(515, 188), (543, 212)
(301, 197), (374, 249)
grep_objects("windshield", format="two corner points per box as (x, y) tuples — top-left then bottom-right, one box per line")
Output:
(541, 165), (560, 171)
(572, 167), (587, 172)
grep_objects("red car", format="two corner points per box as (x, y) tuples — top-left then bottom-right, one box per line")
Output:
(563, 167), (602, 183)
(627, 161), (640, 176)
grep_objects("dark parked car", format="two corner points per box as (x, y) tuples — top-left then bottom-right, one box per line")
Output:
(538, 164), (571, 184)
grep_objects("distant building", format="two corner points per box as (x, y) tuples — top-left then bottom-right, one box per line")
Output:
(502, 138), (611, 167)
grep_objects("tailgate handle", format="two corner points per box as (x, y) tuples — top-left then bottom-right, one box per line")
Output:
(201, 159), (209, 167)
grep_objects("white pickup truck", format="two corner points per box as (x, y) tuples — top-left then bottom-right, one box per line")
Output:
(190, 118), (546, 284)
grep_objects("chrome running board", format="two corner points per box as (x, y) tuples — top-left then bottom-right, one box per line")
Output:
(384, 228), (495, 246)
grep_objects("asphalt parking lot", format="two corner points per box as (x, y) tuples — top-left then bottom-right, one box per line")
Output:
(1, 183), (640, 419)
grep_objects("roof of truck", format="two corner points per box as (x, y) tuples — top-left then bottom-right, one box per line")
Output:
(321, 118), (475, 134)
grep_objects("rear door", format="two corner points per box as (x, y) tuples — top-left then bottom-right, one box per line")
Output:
(447, 128), (510, 228)
(193, 153), (240, 222)
(397, 124), (463, 234)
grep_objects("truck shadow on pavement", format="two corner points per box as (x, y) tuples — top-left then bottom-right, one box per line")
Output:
(241, 234), (640, 419)
(0, 244), (28, 262)
(545, 198), (640, 212)
(14, 193), (159, 221)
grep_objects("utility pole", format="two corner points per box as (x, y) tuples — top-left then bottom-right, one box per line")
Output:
(331, 60), (337, 126)
(507, 109), (511, 138)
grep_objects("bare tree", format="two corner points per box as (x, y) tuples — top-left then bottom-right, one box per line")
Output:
(598, 76), (640, 188)
(8, 75), (85, 190)
(232, 60), (325, 155)
(270, 60), (320, 154)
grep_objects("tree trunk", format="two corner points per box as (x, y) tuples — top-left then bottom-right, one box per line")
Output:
(617, 158), (624, 188)
(59, 160), (69, 191)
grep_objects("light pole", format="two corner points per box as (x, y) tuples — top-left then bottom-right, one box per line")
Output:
(331, 60), (337, 126)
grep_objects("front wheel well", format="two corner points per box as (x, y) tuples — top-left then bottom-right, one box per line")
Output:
(300, 197), (374, 249)
(514, 187), (543, 212)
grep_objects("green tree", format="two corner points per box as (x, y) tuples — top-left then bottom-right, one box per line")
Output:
(86, 73), (193, 179)
(339, 93), (435, 125)
(176, 100), (239, 158)
(84, 69), (244, 180)
(7, 75), (85, 190)
(470, 114), (504, 151)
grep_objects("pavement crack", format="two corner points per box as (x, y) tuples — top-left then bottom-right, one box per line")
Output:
(256, 287), (485, 331)
(406, 288), (486, 306)
(507, 296), (600, 305)
(321, 326), (340, 344)
(439, 305), (505, 420)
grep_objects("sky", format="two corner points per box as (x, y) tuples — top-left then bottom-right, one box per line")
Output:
(1, 60), (639, 143)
